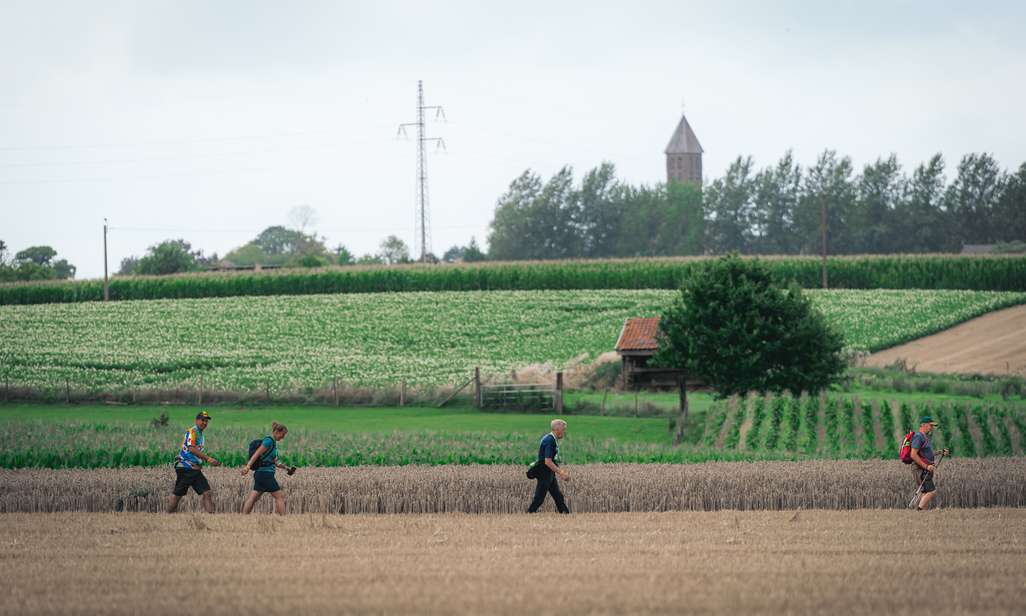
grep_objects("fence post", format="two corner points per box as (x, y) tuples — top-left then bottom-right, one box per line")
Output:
(333, 376), (339, 407)
(555, 372), (563, 412)
(65, 379), (70, 404)
(265, 381), (270, 403)
(400, 381), (407, 407)
(474, 367), (482, 409)
(198, 376), (204, 406)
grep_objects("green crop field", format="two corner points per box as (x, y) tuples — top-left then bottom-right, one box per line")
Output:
(2, 289), (1023, 393)
(1, 396), (1022, 468)
(4, 254), (1026, 305)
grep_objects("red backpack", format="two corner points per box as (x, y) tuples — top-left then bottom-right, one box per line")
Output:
(899, 431), (916, 464)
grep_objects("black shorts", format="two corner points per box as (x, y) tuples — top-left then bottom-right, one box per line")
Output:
(253, 472), (280, 493)
(173, 468), (211, 496)
(918, 470), (936, 494)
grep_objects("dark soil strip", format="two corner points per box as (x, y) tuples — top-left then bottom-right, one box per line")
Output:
(851, 399), (866, 455)
(1005, 416), (1024, 456)
(889, 400), (905, 444)
(714, 398), (737, 450)
(935, 403), (959, 454)
(723, 397), (747, 452)
(965, 407), (987, 456)
(814, 396), (827, 456)
(989, 412), (1015, 457)
(871, 401), (886, 454)
(737, 418), (754, 452)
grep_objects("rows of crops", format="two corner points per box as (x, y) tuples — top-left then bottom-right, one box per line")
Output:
(0, 422), (710, 468)
(694, 395), (1026, 460)
(1, 397), (1022, 469)
(2, 289), (1023, 392)
(2, 459), (1024, 513)
(3, 254), (1026, 305)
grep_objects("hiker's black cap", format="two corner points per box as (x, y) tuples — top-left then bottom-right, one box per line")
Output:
(918, 415), (938, 426)
(196, 410), (212, 420)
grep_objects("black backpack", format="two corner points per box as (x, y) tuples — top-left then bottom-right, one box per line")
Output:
(247, 437), (273, 470)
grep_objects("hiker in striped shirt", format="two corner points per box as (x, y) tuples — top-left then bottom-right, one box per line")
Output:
(167, 411), (221, 513)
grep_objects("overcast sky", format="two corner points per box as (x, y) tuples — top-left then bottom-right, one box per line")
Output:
(2, 0), (1024, 278)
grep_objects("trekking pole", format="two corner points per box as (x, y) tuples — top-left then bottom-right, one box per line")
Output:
(907, 451), (946, 509)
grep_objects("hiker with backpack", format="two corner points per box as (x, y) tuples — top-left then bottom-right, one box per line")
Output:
(240, 421), (294, 515)
(167, 411), (221, 513)
(526, 418), (571, 514)
(899, 415), (950, 511)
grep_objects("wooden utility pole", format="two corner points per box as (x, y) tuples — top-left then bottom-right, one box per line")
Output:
(400, 381), (407, 407)
(820, 193), (828, 289)
(555, 372), (564, 412)
(674, 374), (689, 446)
(333, 376), (339, 407)
(474, 367), (482, 409)
(103, 218), (110, 302)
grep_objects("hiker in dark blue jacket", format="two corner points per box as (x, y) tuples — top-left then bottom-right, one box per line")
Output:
(527, 419), (570, 514)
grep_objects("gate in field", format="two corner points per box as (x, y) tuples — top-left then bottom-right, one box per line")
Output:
(462, 367), (564, 411)
(481, 383), (557, 410)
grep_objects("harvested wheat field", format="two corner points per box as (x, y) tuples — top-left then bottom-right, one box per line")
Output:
(2, 510), (1025, 615)
(2, 459), (1025, 514)
(866, 304), (1026, 375)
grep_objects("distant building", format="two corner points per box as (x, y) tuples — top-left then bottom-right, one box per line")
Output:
(961, 244), (997, 255)
(614, 316), (684, 389)
(665, 113), (703, 187)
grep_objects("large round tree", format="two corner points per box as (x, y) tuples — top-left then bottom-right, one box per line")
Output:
(655, 254), (846, 396)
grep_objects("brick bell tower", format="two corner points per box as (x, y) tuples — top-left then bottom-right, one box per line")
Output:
(665, 113), (703, 187)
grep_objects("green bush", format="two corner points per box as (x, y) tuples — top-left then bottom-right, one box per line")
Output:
(655, 255), (846, 396)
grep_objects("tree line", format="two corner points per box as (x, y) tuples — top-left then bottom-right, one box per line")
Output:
(0, 241), (76, 282)
(487, 152), (1026, 260)
(5, 151), (1022, 282)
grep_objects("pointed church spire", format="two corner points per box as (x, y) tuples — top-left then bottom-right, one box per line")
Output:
(665, 113), (704, 187)
(665, 114), (703, 154)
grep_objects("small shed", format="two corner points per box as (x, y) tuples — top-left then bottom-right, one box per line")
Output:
(614, 317), (683, 388)
(615, 316), (661, 371)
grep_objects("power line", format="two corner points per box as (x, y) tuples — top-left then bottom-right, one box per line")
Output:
(0, 164), (273, 185)
(397, 80), (446, 261)
(0, 128), (345, 153)
(107, 224), (483, 235)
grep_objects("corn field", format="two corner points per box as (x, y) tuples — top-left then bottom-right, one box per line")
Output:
(3, 254), (1026, 305)
(695, 395), (1026, 459)
(2, 459), (1023, 514)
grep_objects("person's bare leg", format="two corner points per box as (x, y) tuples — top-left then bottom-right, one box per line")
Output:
(242, 491), (262, 514)
(167, 495), (182, 513)
(919, 491), (937, 510)
(201, 491), (215, 514)
(272, 491), (286, 516)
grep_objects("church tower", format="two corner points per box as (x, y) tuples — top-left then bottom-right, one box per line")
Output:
(665, 114), (703, 187)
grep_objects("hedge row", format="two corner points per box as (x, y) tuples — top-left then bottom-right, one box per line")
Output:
(2, 255), (1025, 305)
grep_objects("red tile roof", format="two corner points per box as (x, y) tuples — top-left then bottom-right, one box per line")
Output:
(615, 317), (661, 353)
